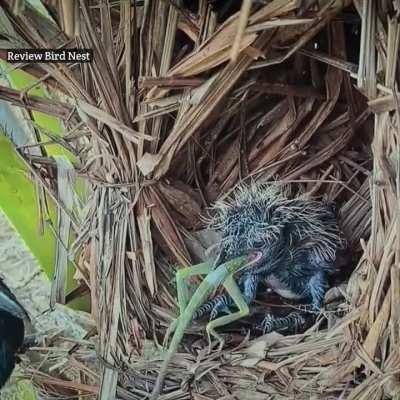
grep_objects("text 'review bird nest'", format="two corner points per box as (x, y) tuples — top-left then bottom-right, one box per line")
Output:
(0, 0), (399, 399)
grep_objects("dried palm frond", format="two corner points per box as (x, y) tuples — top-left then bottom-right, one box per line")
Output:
(0, 0), (398, 399)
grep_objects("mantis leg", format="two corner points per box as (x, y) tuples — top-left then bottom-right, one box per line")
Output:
(163, 261), (212, 347)
(194, 272), (260, 321)
(176, 262), (212, 313)
(205, 275), (250, 352)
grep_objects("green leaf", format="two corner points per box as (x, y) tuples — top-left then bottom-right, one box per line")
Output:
(0, 62), (88, 311)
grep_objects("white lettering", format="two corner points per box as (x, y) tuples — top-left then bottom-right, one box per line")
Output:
(34, 53), (41, 61)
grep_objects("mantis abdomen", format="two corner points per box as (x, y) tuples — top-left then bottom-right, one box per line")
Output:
(150, 274), (220, 399)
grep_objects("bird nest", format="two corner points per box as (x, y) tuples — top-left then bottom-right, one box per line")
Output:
(0, 0), (399, 399)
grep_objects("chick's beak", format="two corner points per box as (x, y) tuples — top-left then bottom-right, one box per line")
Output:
(239, 250), (264, 272)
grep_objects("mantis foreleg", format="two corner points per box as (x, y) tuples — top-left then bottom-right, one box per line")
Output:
(163, 262), (212, 347)
(205, 275), (250, 352)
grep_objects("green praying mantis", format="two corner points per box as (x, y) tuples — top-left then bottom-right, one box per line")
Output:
(149, 251), (262, 400)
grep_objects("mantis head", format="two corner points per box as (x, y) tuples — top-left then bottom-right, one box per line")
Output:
(224, 251), (263, 275)
(237, 250), (264, 273)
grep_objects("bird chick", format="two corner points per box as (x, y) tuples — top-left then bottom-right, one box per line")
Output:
(195, 182), (346, 334)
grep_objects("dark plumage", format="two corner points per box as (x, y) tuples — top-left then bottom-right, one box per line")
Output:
(0, 278), (28, 389)
(193, 272), (261, 320)
(195, 183), (346, 334)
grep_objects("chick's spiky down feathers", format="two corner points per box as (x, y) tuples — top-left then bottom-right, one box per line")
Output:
(207, 182), (346, 267)
(194, 182), (347, 330)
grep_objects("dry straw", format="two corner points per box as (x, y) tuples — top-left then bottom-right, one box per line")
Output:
(0, 0), (399, 399)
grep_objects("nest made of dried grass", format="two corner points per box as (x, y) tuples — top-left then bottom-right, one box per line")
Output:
(0, 0), (399, 399)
